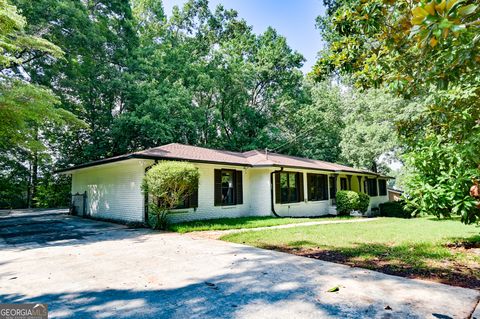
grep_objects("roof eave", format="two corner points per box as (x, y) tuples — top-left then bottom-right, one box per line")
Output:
(55, 154), (253, 174)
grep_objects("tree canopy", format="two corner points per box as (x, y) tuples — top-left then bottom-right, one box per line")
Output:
(314, 0), (480, 222)
(1, 0), (83, 208)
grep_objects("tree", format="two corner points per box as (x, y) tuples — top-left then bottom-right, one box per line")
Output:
(0, 0), (82, 208)
(114, 0), (306, 153)
(12, 0), (139, 164)
(340, 89), (403, 173)
(274, 80), (344, 162)
(314, 0), (480, 223)
(142, 162), (199, 229)
(0, 0), (64, 149)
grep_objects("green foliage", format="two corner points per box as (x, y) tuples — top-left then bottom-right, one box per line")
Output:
(12, 0), (138, 164)
(402, 137), (478, 223)
(282, 81), (344, 162)
(114, 0), (306, 154)
(142, 162), (199, 229)
(337, 190), (371, 215)
(34, 175), (71, 208)
(222, 217), (480, 286)
(0, 0), (62, 69)
(0, 0), (83, 209)
(168, 215), (354, 233)
(0, 150), (29, 208)
(336, 190), (358, 215)
(340, 89), (403, 173)
(315, 0), (480, 223)
(379, 201), (411, 219)
(357, 193), (370, 214)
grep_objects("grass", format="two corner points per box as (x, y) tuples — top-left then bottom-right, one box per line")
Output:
(168, 215), (354, 233)
(221, 217), (480, 289)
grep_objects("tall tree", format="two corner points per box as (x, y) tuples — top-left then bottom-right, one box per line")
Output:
(13, 0), (139, 164)
(113, 0), (306, 153)
(275, 80), (344, 162)
(340, 89), (403, 173)
(0, 0), (81, 207)
(314, 0), (480, 222)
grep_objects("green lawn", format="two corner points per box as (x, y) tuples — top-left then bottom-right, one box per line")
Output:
(221, 217), (480, 288)
(168, 215), (354, 233)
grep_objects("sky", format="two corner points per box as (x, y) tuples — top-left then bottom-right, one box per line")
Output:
(163, 0), (325, 73)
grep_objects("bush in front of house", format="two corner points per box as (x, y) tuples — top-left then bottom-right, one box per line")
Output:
(379, 201), (411, 219)
(357, 192), (370, 214)
(142, 161), (199, 229)
(336, 190), (359, 215)
(336, 190), (371, 215)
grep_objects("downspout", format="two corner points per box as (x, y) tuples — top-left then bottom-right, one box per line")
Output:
(270, 167), (284, 217)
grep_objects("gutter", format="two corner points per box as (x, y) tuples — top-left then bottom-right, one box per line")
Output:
(270, 167), (284, 217)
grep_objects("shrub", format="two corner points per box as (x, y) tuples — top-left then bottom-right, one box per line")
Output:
(379, 201), (411, 219)
(142, 161), (199, 229)
(357, 193), (370, 213)
(336, 190), (371, 215)
(336, 190), (358, 215)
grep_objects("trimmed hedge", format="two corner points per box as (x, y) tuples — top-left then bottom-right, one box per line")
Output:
(336, 191), (358, 215)
(357, 192), (370, 213)
(379, 201), (411, 218)
(336, 190), (371, 215)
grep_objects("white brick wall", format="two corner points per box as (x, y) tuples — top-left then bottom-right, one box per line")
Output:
(71, 159), (148, 223)
(69, 159), (390, 224)
(167, 163), (272, 223)
(247, 168), (273, 217)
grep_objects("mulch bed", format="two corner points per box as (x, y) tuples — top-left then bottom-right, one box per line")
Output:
(263, 245), (480, 290)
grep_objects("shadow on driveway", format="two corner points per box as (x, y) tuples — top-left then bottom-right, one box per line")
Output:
(1, 245), (470, 319)
(0, 209), (148, 250)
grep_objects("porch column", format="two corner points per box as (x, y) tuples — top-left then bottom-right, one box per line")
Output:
(357, 176), (363, 193)
(330, 174), (338, 205)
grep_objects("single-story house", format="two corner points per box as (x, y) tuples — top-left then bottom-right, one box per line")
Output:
(58, 143), (392, 224)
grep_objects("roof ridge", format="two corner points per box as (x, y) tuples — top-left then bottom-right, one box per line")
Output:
(138, 143), (248, 158)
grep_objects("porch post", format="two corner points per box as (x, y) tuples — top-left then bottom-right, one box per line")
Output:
(331, 174), (338, 205)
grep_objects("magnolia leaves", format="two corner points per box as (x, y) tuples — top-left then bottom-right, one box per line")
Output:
(410, 0), (479, 47)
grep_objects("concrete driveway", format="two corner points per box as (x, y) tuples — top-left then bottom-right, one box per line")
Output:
(0, 210), (479, 319)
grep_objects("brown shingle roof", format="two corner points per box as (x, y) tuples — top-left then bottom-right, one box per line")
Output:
(139, 143), (251, 165)
(57, 143), (383, 176)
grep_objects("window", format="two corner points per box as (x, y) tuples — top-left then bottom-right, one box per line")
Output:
(175, 190), (198, 209)
(378, 179), (387, 196)
(275, 172), (303, 204)
(214, 169), (243, 206)
(307, 174), (328, 201)
(340, 177), (348, 190)
(366, 178), (378, 197)
(221, 170), (235, 205)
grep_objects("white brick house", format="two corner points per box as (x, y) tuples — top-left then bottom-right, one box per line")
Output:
(58, 143), (391, 224)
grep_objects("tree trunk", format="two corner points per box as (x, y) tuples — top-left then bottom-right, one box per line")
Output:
(31, 149), (38, 207)
(27, 162), (32, 208)
(27, 128), (39, 208)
